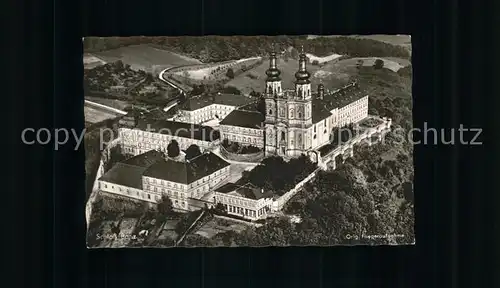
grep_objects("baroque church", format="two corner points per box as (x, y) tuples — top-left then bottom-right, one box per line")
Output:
(262, 47), (369, 157)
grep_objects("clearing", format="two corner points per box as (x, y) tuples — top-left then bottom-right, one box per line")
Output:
(90, 44), (202, 74)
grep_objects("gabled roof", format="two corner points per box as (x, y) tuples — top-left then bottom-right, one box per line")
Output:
(320, 83), (367, 110)
(180, 94), (254, 111)
(98, 163), (148, 190)
(134, 119), (220, 142)
(219, 110), (264, 129)
(122, 150), (164, 167)
(142, 152), (230, 184)
(215, 183), (273, 200)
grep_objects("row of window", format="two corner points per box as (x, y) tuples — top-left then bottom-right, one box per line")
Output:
(226, 204), (269, 218)
(218, 196), (251, 208)
(226, 134), (261, 144)
(101, 183), (159, 202)
(222, 126), (261, 136)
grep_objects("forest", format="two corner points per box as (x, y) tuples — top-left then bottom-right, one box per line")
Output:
(84, 36), (410, 64)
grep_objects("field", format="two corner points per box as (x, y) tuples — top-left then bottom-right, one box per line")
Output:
(85, 96), (131, 111)
(331, 57), (410, 72)
(84, 105), (121, 124)
(175, 57), (262, 82)
(83, 54), (107, 69)
(226, 57), (348, 94)
(90, 44), (202, 74)
(305, 53), (343, 64)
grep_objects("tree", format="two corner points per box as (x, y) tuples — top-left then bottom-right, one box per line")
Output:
(356, 59), (364, 69)
(312, 60), (319, 66)
(221, 85), (241, 95)
(167, 140), (180, 157)
(226, 68), (235, 79)
(373, 59), (385, 69)
(185, 144), (202, 161)
(157, 195), (173, 217)
(213, 203), (227, 214)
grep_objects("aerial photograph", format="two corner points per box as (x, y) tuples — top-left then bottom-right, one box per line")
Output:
(83, 35), (414, 247)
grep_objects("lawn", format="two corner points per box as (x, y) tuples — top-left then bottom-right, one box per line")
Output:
(90, 44), (202, 74)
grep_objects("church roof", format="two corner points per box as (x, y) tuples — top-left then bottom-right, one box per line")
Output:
(311, 99), (333, 124)
(180, 94), (254, 111)
(142, 152), (230, 184)
(219, 110), (264, 129)
(135, 119), (220, 142)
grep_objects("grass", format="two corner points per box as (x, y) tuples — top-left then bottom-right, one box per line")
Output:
(85, 96), (131, 110)
(83, 106), (120, 124)
(89, 44), (202, 74)
(226, 57), (348, 94)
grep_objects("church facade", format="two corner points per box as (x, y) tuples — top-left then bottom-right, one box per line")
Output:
(262, 48), (369, 157)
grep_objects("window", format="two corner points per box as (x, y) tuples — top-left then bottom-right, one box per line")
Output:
(148, 194), (151, 199)
(269, 109), (272, 115)
(104, 184), (107, 188)
(281, 131), (285, 141)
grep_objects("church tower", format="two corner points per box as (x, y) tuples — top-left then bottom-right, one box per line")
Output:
(294, 46), (312, 100)
(284, 45), (313, 156)
(264, 45), (315, 158)
(264, 46), (286, 156)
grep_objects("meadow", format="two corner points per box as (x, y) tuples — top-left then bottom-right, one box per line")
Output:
(90, 44), (202, 74)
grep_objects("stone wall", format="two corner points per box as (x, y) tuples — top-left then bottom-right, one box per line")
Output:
(272, 168), (320, 211)
(219, 145), (264, 163)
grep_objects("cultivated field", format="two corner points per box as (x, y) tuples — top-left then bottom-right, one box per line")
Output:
(175, 57), (262, 81)
(90, 44), (202, 74)
(84, 105), (120, 124)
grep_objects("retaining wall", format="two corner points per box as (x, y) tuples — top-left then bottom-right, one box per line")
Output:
(272, 168), (320, 211)
(219, 145), (264, 163)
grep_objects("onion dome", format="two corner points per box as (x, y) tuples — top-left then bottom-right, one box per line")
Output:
(266, 51), (281, 81)
(295, 47), (311, 84)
